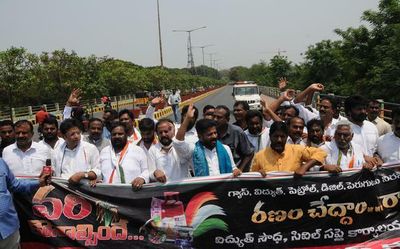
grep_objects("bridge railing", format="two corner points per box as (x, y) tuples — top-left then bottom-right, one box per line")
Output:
(0, 93), (147, 124)
(259, 86), (399, 123)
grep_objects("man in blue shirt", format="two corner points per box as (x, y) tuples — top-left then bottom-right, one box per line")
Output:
(0, 159), (49, 249)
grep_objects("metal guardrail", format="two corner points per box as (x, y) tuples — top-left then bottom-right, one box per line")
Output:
(259, 86), (400, 123)
(0, 93), (148, 123)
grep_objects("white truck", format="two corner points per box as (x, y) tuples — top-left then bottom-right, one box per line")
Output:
(232, 82), (261, 110)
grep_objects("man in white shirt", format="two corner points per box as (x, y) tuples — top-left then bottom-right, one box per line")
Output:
(148, 118), (191, 183)
(244, 110), (270, 152)
(320, 120), (368, 172)
(287, 117), (306, 145)
(137, 118), (158, 152)
(377, 108), (400, 163)
(293, 84), (340, 140)
(168, 89), (181, 123)
(367, 99), (392, 136)
(147, 101), (199, 151)
(344, 95), (379, 157)
(174, 104), (241, 177)
(305, 119), (325, 148)
(175, 105), (199, 151)
(38, 117), (64, 159)
(83, 118), (110, 152)
(118, 109), (141, 144)
(3, 120), (50, 176)
(100, 122), (149, 189)
(53, 119), (101, 186)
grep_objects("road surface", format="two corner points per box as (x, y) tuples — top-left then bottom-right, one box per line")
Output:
(166, 85), (275, 122)
(166, 86), (235, 122)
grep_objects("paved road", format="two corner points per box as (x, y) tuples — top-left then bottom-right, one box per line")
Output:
(166, 85), (277, 122)
(167, 85), (236, 122)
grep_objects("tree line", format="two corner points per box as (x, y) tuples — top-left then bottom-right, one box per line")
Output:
(227, 0), (400, 103)
(0, 48), (223, 107)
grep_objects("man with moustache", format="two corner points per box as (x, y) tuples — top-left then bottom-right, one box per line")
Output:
(244, 110), (270, 152)
(214, 105), (254, 172)
(0, 120), (15, 157)
(38, 117), (64, 158)
(53, 119), (101, 186)
(305, 119), (325, 148)
(378, 108), (400, 163)
(118, 109), (141, 144)
(287, 117), (306, 145)
(233, 101), (250, 130)
(203, 105), (215, 120)
(102, 109), (118, 139)
(137, 118), (158, 152)
(83, 118), (110, 152)
(174, 104), (241, 177)
(344, 95), (379, 157)
(251, 121), (326, 176)
(100, 122), (149, 189)
(294, 83), (341, 140)
(320, 120), (368, 172)
(146, 99), (200, 149)
(2, 120), (50, 176)
(367, 99), (392, 136)
(148, 118), (191, 183)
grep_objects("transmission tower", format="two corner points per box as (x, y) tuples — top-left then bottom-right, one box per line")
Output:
(173, 26), (206, 73)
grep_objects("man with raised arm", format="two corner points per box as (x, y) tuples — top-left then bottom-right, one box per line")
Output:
(148, 118), (191, 183)
(293, 83), (340, 140)
(174, 104), (241, 177)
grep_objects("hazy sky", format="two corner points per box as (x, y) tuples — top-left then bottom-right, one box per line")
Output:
(0, 0), (379, 69)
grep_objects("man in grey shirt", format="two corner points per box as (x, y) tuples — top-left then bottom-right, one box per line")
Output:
(214, 105), (254, 172)
(83, 118), (111, 152)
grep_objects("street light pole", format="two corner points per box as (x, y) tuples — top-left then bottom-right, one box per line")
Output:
(195, 44), (213, 65)
(156, 0), (164, 68)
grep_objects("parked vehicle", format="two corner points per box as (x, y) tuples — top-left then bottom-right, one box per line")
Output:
(232, 82), (261, 110)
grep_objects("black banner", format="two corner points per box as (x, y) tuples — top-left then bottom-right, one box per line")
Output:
(15, 166), (400, 248)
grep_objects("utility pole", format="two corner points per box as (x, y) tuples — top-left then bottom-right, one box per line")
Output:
(156, 0), (164, 68)
(277, 49), (287, 56)
(193, 44), (214, 65)
(207, 52), (217, 68)
(173, 26), (206, 73)
(212, 59), (221, 69)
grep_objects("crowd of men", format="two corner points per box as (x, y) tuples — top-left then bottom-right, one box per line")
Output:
(0, 83), (400, 247)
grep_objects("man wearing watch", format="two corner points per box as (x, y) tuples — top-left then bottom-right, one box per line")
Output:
(53, 119), (101, 186)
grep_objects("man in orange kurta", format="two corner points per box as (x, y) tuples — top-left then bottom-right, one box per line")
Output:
(251, 121), (326, 176)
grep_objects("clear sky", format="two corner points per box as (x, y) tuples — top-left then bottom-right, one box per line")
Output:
(0, 0), (379, 69)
